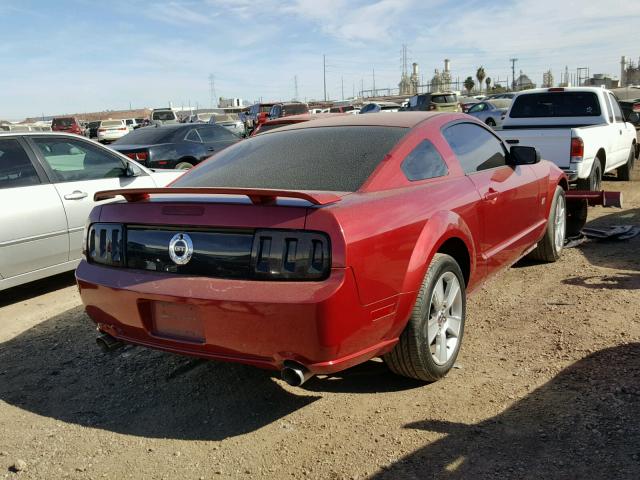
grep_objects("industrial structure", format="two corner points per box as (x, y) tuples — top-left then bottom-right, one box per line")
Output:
(621, 55), (640, 86)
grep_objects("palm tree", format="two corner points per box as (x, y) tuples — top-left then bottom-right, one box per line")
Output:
(464, 76), (475, 94)
(485, 77), (492, 92)
(476, 66), (486, 94)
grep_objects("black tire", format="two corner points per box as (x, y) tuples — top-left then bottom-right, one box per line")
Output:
(617, 147), (635, 181)
(566, 199), (587, 238)
(529, 186), (566, 262)
(576, 157), (602, 191)
(485, 118), (496, 127)
(384, 253), (466, 382)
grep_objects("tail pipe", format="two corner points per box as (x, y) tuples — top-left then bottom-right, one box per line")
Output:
(281, 361), (314, 387)
(566, 190), (623, 208)
(96, 333), (124, 353)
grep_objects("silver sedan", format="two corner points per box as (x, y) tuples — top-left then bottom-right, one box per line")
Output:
(0, 132), (183, 291)
(465, 99), (512, 128)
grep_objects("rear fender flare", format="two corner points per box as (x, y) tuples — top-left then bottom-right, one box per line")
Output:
(401, 210), (476, 294)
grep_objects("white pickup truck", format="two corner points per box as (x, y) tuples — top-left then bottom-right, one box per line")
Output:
(498, 87), (638, 189)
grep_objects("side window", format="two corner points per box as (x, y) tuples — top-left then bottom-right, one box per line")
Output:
(32, 137), (126, 182)
(443, 123), (506, 174)
(197, 126), (233, 142)
(0, 139), (41, 189)
(609, 94), (623, 122)
(603, 95), (614, 123)
(468, 103), (485, 113)
(401, 140), (448, 181)
(185, 129), (202, 142)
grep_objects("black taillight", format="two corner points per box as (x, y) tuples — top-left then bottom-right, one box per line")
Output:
(87, 223), (124, 267)
(250, 230), (330, 280)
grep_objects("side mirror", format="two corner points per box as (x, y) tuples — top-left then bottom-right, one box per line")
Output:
(628, 112), (639, 124)
(509, 145), (540, 165)
(124, 162), (137, 177)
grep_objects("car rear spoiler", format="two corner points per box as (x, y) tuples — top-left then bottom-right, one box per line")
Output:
(94, 187), (343, 206)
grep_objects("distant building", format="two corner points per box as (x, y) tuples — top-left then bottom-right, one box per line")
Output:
(621, 56), (640, 86)
(514, 70), (536, 90)
(542, 70), (554, 88)
(585, 73), (619, 89)
(219, 97), (244, 108)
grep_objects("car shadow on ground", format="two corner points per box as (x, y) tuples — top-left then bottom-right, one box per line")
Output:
(371, 343), (640, 479)
(0, 271), (76, 308)
(0, 307), (320, 441)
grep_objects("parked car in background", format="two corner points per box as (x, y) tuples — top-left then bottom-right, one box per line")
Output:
(458, 96), (480, 112)
(499, 87), (638, 189)
(134, 118), (146, 128)
(97, 119), (129, 144)
(0, 132), (182, 291)
(329, 105), (357, 113)
(76, 111), (572, 387)
(186, 112), (214, 123)
(359, 101), (402, 113)
(243, 102), (276, 133)
(268, 102), (309, 120)
(619, 98), (640, 129)
(404, 93), (461, 112)
(51, 117), (83, 136)
(209, 113), (245, 137)
(487, 93), (516, 100)
(466, 99), (512, 127)
(86, 121), (100, 139)
(150, 108), (179, 125)
(124, 119), (138, 131)
(110, 123), (240, 170)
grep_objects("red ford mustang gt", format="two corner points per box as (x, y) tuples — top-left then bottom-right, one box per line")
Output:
(77, 112), (568, 386)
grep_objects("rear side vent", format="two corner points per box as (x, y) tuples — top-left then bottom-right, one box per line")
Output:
(88, 223), (124, 267)
(251, 230), (331, 280)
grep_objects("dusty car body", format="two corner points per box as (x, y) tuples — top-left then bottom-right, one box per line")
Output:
(77, 112), (570, 385)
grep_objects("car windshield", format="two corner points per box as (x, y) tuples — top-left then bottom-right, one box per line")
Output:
(510, 92), (601, 118)
(52, 118), (73, 127)
(432, 94), (457, 103)
(101, 120), (123, 127)
(152, 111), (176, 120)
(173, 126), (408, 192)
(112, 126), (176, 144)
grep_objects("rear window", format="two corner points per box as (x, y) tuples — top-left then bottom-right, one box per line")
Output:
(100, 120), (123, 127)
(432, 94), (457, 104)
(173, 126), (408, 192)
(52, 118), (74, 127)
(510, 92), (601, 118)
(112, 126), (177, 144)
(152, 110), (176, 121)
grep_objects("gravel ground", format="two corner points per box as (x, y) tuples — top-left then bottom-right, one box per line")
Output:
(0, 170), (639, 480)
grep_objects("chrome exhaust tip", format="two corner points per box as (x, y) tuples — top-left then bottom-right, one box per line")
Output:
(281, 361), (314, 387)
(96, 333), (124, 353)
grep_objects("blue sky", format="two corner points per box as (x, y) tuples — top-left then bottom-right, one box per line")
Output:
(1, 0), (639, 119)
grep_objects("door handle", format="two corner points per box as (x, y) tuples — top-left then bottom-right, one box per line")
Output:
(64, 190), (88, 200)
(482, 188), (499, 203)
(619, 130), (623, 135)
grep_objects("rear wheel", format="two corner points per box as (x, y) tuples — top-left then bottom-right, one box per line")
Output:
(529, 186), (566, 262)
(576, 157), (602, 191)
(175, 161), (194, 170)
(384, 253), (465, 382)
(617, 146), (635, 181)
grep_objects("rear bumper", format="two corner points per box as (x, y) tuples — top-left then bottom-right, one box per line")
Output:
(76, 261), (406, 374)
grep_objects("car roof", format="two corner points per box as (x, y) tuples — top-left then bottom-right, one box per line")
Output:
(262, 112), (346, 125)
(262, 112), (444, 133)
(0, 131), (86, 138)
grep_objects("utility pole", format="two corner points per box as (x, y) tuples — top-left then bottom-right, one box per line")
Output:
(294, 75), (299, 101)
(208, 73), (217, 109)
(341, 76), (344, 101)
(510, 58), (518, 90)
(361, 78), (364, 98)
(323, 54), (327, 101)
(372, 67), (376, 96)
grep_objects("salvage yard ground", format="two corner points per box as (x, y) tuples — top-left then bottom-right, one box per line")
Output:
(1, 169), (639, 479)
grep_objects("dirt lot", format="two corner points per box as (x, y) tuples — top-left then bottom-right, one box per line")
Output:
(1, 170), (639, 480)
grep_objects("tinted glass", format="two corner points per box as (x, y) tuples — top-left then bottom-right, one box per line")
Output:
(197, 125), (235, 142)
(112, 126), (176, 145)
(510, 92), (601, 118)
(284, 104), (308, 115)
(401, 140), (448, 181)
(33, 137), (126, 182)
(443, 123), (506, 173)
(185, 129), (201, 142)
(88, 121), (100, 128)
(468, 103), (486, 113)
(380, 105), (399, 111)
(0, 139), (40, 189)
(52, 118), (74, 127)
(609, 94), (623, 122)
(173, 126), (408, 192)
(432, 94), (456, 103)
(360, 104), (377, 113)
(152, 111), (176, 121)
(603, 95), (614, 122)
